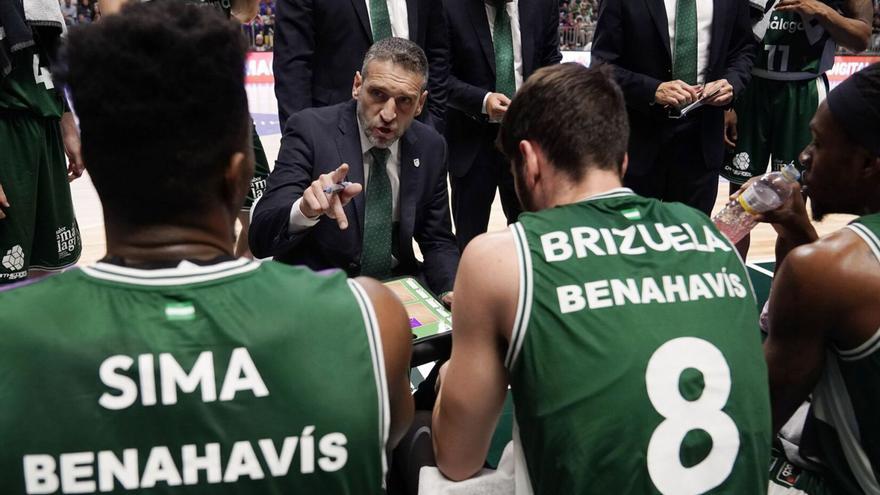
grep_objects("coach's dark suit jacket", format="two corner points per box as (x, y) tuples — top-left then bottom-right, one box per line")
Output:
(249, 100), (460, 294)
(443, 0), (561, 178)
(274, 0), (449, 131)
(591, 0), (756, 173)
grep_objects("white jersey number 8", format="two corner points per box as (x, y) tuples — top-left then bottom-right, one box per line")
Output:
(645, 337), (740, 495)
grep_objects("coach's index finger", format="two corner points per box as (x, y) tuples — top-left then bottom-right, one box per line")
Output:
(329, 163), (352, 230)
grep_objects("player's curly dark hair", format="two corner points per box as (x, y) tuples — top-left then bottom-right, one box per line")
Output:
(58, 0), (250, 225)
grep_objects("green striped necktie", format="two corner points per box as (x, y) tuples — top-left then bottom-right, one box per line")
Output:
(360, 147), (393, 279)
(370, 0), (393, 41)
(672, 0), (698, 85)
(493, 1), (516, 98)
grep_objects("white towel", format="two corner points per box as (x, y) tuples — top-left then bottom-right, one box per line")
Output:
(418, 443), (516, 495)
(23, 0), (66, 34)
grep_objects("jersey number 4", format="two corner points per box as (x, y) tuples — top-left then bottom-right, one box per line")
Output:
(33, 54), (55, 90)
(645, 337), (740, 495)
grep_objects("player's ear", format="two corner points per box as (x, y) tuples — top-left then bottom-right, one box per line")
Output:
(224, 150), (252, 211)
(519, 139), (541, 187)
(620, 152), (629, 178)
(415, 89), (428, 117)
(352, 71), (363, 100)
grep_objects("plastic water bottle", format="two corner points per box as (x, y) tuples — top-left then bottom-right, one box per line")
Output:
(712, 163), (801, 244)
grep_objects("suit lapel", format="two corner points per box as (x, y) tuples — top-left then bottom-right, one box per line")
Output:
(406, 0), (418, 40)
(351, 0), (373, 42)
(518, 0), (535, 78)
(468, 0), (496, 73)
(645, 0), (671, 60)
(397, 131), (419, 249)
(336, 101), (367, 236)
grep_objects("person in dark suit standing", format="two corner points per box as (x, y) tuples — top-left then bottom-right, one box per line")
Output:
(444, 0), (561, 250)
(250, 38), (459, 302)
(274, 0), (449, 131)
(591, 0), (756, 215)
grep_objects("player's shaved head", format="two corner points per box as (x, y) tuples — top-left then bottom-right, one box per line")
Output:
(60, 0), (251, 226)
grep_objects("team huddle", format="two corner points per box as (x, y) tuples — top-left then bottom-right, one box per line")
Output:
(0, 0), (879, 494)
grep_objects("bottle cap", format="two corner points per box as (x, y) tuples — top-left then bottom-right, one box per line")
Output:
(781, 163), (801, 182)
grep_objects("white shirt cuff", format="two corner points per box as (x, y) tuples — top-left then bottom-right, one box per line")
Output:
(481, 92), (491, 115)
(289, 197), (321, 233)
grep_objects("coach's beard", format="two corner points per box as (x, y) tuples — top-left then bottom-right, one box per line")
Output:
(357, 105), (399, 150)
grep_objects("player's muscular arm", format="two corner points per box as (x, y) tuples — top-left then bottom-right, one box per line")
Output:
(765, 243), (831, 433)
(764, 231), (878, 433)
(356, 277), (414, 450)
(775, 0), (872, 52)
(433, 231), (518, 481)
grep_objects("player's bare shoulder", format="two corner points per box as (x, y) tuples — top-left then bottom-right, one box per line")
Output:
(455, 228), (520, 339)
(783, 227), (880, 348)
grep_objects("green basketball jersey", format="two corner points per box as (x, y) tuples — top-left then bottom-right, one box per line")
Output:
(752, 3), (838, 80)
(0, 259), (390, 494)
(804, 215), (880, 494)
(507, 188), (771, 494)
(0, 45), (64, 118)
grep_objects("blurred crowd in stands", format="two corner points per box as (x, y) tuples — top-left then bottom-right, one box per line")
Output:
(55, 0), (880, 54)
(874, 0), (880, 51)
(242, 0), (276, 51)
(59, 0), (96, 25)
(559, 0), (598, 50)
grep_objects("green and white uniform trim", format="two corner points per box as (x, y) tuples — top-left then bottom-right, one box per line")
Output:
(347, 278), (392, 480)
(506, 221), (533, 370)
(80, 258), (260, 286)
(811, 349), (880, 493)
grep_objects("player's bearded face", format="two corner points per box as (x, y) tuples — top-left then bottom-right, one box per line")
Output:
(355, 61), (426, 149)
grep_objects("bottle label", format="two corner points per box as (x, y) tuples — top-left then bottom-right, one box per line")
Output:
(737, 193), (760, 216)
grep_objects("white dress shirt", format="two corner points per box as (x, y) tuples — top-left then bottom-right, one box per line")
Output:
(365, 0), (410, 41)
(663, 0), (713, 85)
(481, 0), (524, 114)
(289, 119), (401, 232)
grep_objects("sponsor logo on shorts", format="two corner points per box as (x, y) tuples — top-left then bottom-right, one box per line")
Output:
(56, 226), (78, 259)
(733, 152), (751, 171)
(1, 245), (27, 280)
(775, 461), (801, 487)
(724, 152), (755, 179)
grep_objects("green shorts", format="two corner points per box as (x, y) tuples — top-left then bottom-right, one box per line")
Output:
(722, 74), (828, 185)
(0, 112), (81, 284)
(768, 449), (834, 495)
(244, 120), (270, 211)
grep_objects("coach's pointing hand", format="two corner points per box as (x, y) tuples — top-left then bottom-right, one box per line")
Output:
(300, 163), (363, 230)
